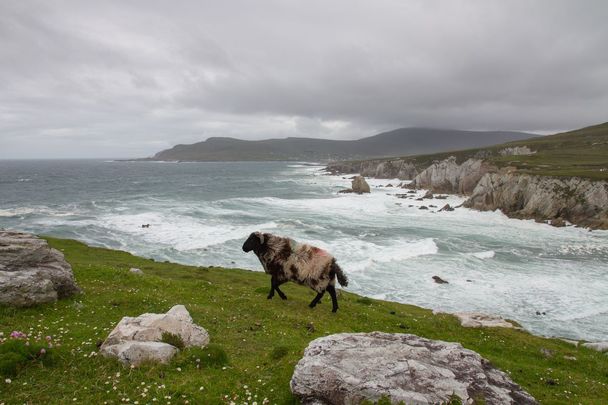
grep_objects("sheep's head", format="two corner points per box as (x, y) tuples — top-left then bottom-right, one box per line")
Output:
(242, 232), (265, 253)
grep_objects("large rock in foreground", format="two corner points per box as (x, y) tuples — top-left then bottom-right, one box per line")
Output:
(100, 305), (209, 366)
(290, 332), (537, 405)
(0, 230), (81, 307)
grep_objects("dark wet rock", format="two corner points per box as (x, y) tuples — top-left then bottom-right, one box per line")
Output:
(432, 275), (449, 284)
(439, 204), (455, 212)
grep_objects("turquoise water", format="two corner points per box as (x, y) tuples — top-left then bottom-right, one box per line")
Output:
(1, 160), (607, 341)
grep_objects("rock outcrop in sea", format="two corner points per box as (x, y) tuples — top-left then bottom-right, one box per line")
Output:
(290, 332), (538, 405)
(0, 230), (81, 307)
(338, 175), (371, 194)
(327, 154), (608, 229)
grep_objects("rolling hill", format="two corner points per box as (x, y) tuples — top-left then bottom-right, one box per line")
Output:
(329, 122), (608, 181)
(146, 128), (538, 162)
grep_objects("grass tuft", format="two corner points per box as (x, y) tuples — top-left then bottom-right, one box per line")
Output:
(270, 345), (290, 360)
(160, 332), (185, 350)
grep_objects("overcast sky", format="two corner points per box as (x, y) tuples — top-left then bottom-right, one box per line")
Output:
(1, 0), (607, 158)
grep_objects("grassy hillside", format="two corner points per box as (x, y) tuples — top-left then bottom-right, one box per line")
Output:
(332, 122), (608, 181)
(1, 238), (607, 404)
(148, 128), (536, 162)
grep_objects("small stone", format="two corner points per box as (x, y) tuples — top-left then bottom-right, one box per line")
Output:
(129, 268), (144, 275)
(582, 342), (608, 352)
(540, 348), (554, 358)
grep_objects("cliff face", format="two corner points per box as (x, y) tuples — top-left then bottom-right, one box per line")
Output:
(408, 157), (495, 194)
(326, 159), (419, 180)
(464, 172), (608, 229)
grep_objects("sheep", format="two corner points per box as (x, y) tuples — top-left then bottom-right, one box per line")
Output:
(242, 232), (348, 312)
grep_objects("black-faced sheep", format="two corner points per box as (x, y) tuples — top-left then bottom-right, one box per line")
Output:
(242, 232), (348, 312)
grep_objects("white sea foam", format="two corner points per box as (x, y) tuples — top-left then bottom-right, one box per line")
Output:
(98, 211), (278, 250)
(471, 251), (495, 259)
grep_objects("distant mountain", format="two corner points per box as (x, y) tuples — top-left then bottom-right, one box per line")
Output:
(147, 128), (539, 162)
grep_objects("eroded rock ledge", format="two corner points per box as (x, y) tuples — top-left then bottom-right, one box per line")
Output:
(464, 171), (608, 229)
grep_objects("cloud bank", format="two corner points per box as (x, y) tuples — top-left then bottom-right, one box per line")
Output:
(1, 0), (607, 158)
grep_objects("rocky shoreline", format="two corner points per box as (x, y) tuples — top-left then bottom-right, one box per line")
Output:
(326, 156), (608, 230)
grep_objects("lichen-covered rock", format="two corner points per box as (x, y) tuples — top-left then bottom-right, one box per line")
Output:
(100, 305), (209, 366)
(290, 332), (537, 405)
(409, 157), (495, 195)
(499, 146), (535, 156)
(0, 230), (81, 307)
(102, 341), (178, 366)
(463, 172), (608, 229)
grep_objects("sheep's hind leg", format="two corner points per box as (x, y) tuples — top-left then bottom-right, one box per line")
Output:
(327, 285), (339, 312)
(309, 290), (325, 308)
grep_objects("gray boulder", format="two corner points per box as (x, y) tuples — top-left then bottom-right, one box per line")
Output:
(290, 332), (537, 405)
(0, 230), (81, 307)
(100, 305), (209, 366)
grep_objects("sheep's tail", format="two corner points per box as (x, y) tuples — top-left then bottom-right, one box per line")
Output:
(332, 260), (349, 287)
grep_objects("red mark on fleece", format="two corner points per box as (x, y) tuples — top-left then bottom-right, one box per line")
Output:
(312, 247), (328, 256)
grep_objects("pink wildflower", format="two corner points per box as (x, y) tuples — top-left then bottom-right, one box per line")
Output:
(10, 331), (27, 339)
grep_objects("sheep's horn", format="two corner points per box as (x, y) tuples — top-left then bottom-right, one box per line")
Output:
(258, 232), (265, 244)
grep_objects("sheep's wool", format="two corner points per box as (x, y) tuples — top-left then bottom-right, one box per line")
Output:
(261, 234), (335, 292)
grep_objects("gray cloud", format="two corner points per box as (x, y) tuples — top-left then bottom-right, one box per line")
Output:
(1, 0), (607, 158)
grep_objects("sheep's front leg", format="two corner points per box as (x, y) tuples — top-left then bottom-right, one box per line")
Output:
(309, 290), (325, 308)
(268, 276), (288, 300)
(327, 285), (339, 312)
(274, 281), (288, 300)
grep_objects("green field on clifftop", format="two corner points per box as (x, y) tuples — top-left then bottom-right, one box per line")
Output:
(335, 122), (608, 181)
(1, 238), (607, 404)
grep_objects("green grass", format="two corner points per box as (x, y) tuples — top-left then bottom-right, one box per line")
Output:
(0, 237), (607, 404)
(335, 122), (608, 181)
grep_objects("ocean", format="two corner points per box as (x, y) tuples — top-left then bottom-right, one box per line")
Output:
(1, 159), (607, 341)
